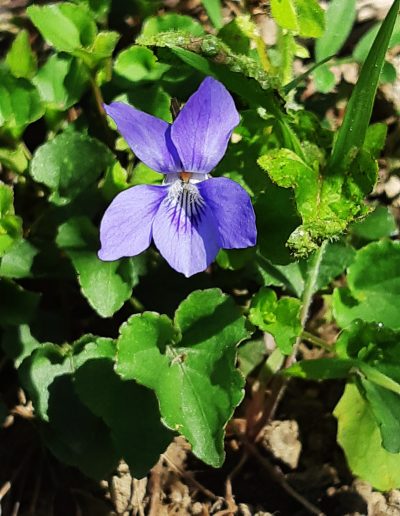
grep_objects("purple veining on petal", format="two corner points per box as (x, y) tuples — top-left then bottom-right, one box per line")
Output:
(152, 181), (221, 277)
(104, 102), (182, 174)
(98, 184), (168, 261)
(198, 177), (257, 249)
(171, 76), (240, 174)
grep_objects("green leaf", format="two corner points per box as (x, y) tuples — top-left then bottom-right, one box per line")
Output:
(315, 0), (356, 61)
(6, 30), (37, 79)
(0, 280), (39, 326)
(0, 69), (44, 134)
(0, 145), (29, 174)
(114, 46), (168, 83)
(294, 0), (325, 38)
(84, 30), (119, 64)
(100, 161), (128, 201)
(334, 320), (400, 377)
(218, 17), (252, 55)
(73, 0), (112, 20)
(33, 54), (89, 111)
(255, 185), (301, 265)
(137, 32), (280, 100)
(46, 374), (118, 479)
(216, 247), (256, 271)
(358, 378), (400, 454)
(270, 0), (298, 32)
(27, 2), (97, 54)
(56, 217), (146, 318)
(115, 86), (171, 122)
(75, 359), (174, 478)
(363, 123), (388, 159)
(334, 320), (400, 452)
(20, 336), (121, 479)
(270, 0), (325, 38)
(258, 145), (378, 256)
(116, 289), (249, 467)
(249, 287), (301, 354)
(238, 338), (267, 377)
(20, 336), (114, 420)
(286, 358), (355, 379)
(19, 343), (71, 420)
(30, 132), (113, 205)
(0, 240), (38, 278)
(333, 240), (400, 330)
(353, 19), (400, 63)
(334, 383), (400, 491)
(0, 183), (22, 257)
(350, 206), (398, 241)
(202, 0), (222, 29)
(313, 64), (336, 93)
(130, 162), (163, 186)
(1, 324), (41, 368)
(328, 0), (400, 173)
(257, 239), (354, 297)
(313, 240), (356, 292)
(141, 13), (204, 38)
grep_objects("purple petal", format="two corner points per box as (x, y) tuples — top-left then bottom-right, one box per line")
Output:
(171, 77), (240, 173)
(98, 185), (167, 261)
(104, 102), (181, 174)
(198, 177), (257, 248)
(152, 187), (221, 277)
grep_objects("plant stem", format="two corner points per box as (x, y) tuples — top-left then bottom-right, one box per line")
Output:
(88, 72), (114, 148)
(302, 331), (331, 351)
(287, 239), (328, 367)
(255, 241), (328, 431)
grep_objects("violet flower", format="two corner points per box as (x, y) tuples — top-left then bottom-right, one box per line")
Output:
(98, 76), (257, 277)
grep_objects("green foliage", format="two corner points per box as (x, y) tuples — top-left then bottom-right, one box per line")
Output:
(0, 240), (38, 279)
(137, 32), (280, 94)
(27, 2), (118, 69)
(0, 281), (40, 325)
(249, 287), (301, 354)
(313, 0), (356, 92)
(116, 289), (249, 467)
(74, 358), (174, 478)
(114, 47), (168, 83)
(258, 147), (377, 256)
(333, 240), (400, 330)
(30, 132), (113, 205)
(290, 319), (400, 456)
(6, 30), (37, 79)
(202, 0), (223, 29)
(335, 384), (400, 491)
(33, 54), (89, 111)
(270, 0), (325, 38)
(0, 183), (22, 257)
(328, 0), (400, 173)
(0, 68), (44, 135)
(20, 336), (172, 479)
(350, 206), (398, 241)
(56, 217), (146, 317)
(141, 13), (205, 37)
(27, 3), (97, 54)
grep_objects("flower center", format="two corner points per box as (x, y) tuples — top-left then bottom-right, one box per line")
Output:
(179, 172), (192, 183)
(166, 179), (205, 228)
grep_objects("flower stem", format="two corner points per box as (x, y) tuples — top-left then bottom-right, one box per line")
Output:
(287, 239), (328, 366)
(301, 330), (331, 351)
(254, 241), (328, 432)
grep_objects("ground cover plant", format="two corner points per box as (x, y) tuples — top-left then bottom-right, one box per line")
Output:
(1, 0), (400, 514)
